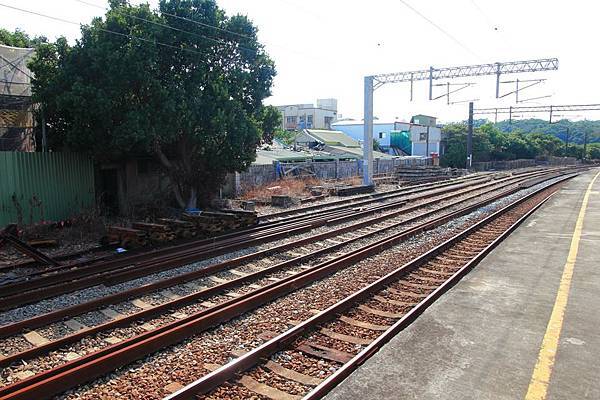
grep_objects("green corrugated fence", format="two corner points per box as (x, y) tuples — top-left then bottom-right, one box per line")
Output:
(0, 152), (95, 226)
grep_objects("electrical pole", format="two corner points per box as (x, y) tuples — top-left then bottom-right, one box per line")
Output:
(583, 130), (588, 160)
(564, 127), (569, 156)
(467, 102), (474, 169)
(363, 76), (374, 186)
(426, 126), (430, 158)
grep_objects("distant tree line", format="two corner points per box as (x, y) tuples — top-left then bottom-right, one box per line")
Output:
(441, 122), (600, 168)
(489, 118), (600, 144)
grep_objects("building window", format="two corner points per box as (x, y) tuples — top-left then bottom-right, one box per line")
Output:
(378, 132), (386, 139)
(286, 116), (297, 124)
(307, 115), (313, 128)
(324, 116), (333, 129)
(419, 132), (428, 141)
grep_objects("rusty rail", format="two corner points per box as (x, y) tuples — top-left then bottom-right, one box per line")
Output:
(0, 172), (577, 400)
(164, 175), (570, 400)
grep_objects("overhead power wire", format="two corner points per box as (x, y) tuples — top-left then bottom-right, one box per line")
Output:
(75, 0), (341, 63)
(0, 3), (256, 57)
(397, 0), (482, 60)
(76, 0), (256, 42)
(74, 0), (259, 53)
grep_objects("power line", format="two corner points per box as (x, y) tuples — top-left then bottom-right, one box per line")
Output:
(74, 0), (259, 53)
(76, 0), (341, 63)
(0, 3), (255, 58)
(397, 0), (482, 59)
(76, 0), (256, 42)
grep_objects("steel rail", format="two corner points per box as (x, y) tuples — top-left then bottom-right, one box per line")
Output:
(0, 175), (484, 286)
(0, 170), (536, 309)
(0, 171), (533, 342)
(0, 172), (575, 400)
(303, 189), (557, 399)
(258, 173), (487, 221)
(0, 168), (552, 284)
(164, 175), (571, 400)
(0, 172), (544, 362)
(0, 169), (554, 315)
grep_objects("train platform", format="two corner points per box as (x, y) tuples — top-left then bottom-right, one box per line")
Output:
(325, 168), (600, 400)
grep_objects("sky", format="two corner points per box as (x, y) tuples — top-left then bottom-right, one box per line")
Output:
(1, 0), (600, 123)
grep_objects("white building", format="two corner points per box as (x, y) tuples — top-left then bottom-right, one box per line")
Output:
(331, 114), (443, 157)
(276, 99), (337, 131)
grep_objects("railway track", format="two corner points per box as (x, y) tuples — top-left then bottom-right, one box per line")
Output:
(0, 171), (535, 365)
(0, 168), (557, 311)
(0, 170), (578, 400)
(178, 176), (561, 400)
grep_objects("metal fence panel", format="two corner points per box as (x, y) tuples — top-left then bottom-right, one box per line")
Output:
(0, 152), (95, 226)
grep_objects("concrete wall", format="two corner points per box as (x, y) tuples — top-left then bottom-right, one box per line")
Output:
(472, 159), (537, 171)
(224, 158), (432, 196)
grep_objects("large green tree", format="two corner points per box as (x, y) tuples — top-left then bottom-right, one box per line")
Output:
(0, 28), (47, 47)
(29, 0), (275, 208)
(259, 105), (282, 144)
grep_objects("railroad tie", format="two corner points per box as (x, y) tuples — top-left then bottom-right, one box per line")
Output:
(99, 307), (125, 320)
(63, 319), (87, 332)
(130, 298), (152, 310)
(285, 270), (302, 275)
(358, 304), (403, 319)
(420, 267), (454, 276)
(373, 295), (414, 307)
(320, 328), (371, 346)
(160, 290), (181, 300)
(386, 287), (428, 299)
(400, 281), (438, 291)
(22, 331), (49, 346)
(228, 269), (248, 277)
(209, 276), (229, 284)
(246, 264), (264, 272)
(104, 336), (122, 344)
(296, 342), (354, 364)
(163, 382), (184, 394)
(139, 323), (156, 332)
(409, 275), (448, 284)
(239, 375), (302, 400)
(339, 316), (390, 331)
(264, 360), (324, 386)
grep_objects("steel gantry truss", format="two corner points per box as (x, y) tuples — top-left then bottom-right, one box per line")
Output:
(473, 103), (600, 123)
(362, 58), (559, 185)
(372, 58), (559, 99)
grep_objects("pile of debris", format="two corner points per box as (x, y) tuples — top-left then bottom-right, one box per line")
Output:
(394, 165), (458, 185)
(104, 209), (258, 248)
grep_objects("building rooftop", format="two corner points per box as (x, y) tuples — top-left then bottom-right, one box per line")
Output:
(304, 129), (361, 148)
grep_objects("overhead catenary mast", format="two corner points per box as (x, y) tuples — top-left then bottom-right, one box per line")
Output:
(363, 58), (559, 185)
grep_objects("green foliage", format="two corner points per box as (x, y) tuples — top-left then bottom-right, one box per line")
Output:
(372, 138), (382, 152)
(0, 28), (47, 47)
(587, 143), (600, 159)
(439, 121), (597, 168)
(29, 0), (276, 208)
(273, 129), (296, 146)
(494, 118), (600, 145)
(259, 105), (282, 144)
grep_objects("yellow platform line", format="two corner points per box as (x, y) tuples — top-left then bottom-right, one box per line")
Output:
(524, 170), (600, 400)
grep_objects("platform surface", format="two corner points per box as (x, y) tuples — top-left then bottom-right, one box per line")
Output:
(325, 169), (600, 400)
